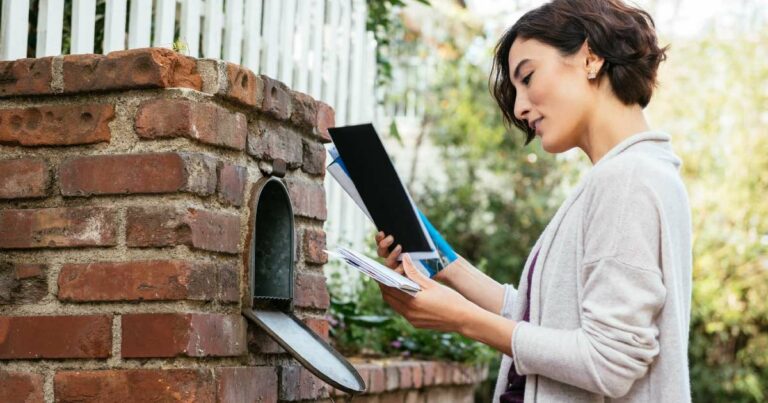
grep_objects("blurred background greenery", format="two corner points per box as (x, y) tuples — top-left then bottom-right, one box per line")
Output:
(327, 1), (767, 402)
(17, 0), (767, 400)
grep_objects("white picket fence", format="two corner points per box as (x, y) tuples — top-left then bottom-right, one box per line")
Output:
(0, 0), (428, 293)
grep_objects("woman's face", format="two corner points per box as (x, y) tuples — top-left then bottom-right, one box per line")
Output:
(507, 37), (596, 153)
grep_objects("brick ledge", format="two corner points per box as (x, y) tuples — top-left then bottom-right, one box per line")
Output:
(327, 358), (490, 397)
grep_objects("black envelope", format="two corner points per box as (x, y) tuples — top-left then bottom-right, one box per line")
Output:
(328, 123), (438, 260)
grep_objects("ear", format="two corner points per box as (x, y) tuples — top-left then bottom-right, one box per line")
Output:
(581, 40), (605, 78)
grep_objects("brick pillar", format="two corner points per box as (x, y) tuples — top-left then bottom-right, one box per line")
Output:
(0, 48), (334, 403)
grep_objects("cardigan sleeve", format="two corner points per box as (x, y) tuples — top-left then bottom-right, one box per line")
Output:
(510, 160), (668, 398)
(500, 283), (518, 319)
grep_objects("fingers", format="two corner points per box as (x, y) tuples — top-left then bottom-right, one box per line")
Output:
(378, 282), (410, 307)
(375, 232), (403, 269)
(376, 234), (395, 256)
(375, 232), (386, 258)
(385, 244), (402, 269)
(401, 254), (431, 288)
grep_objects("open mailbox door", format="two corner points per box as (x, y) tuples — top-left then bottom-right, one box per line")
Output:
(243, 177), (365, 394)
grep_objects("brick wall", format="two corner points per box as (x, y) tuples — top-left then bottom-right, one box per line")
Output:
(0, 48), (333, 403)
(0, 48), (489, 403)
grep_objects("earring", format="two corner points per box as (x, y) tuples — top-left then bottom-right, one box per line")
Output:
(587, 70), (597, 80)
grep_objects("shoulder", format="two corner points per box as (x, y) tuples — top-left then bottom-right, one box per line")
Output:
(580, 149), (685, 235)
(586, 150), (684, 204)
(580, 153), (670, 267)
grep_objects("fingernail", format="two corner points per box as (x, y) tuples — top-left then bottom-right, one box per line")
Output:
(395, 244), (401, 251)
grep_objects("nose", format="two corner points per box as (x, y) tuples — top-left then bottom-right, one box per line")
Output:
(514, 90), (531, 123)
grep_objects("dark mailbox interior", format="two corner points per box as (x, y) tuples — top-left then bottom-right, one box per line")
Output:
(243, 177), (365, 394)
(250, 178), (294, 310)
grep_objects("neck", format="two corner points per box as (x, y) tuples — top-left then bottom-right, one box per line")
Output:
(579, 97), (650, 165)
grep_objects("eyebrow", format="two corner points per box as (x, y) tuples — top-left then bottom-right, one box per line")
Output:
(512, 59), (531, 81)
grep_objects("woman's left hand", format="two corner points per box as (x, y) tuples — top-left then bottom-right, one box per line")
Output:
(379, 254), (477, 333)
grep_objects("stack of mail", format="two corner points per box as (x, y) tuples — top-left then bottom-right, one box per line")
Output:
(326, 247), (421, 296)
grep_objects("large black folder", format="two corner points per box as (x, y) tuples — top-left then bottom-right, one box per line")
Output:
(328, 123), (437, 260)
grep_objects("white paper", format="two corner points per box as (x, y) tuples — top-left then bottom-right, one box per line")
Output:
(326, 247), (421, 296)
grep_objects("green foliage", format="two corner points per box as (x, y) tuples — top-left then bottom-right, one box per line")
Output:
(328, 277), (497, 365)
(648, 28), (768, 402)
(366, 0), (430, 89)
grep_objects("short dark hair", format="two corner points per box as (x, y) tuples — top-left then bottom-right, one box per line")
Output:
(490, 0), (668, 145)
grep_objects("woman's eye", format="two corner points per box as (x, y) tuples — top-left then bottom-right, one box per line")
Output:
(522, 72), (533, 86)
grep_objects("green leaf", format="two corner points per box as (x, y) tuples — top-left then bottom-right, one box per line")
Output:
(389, 120), (403, 144)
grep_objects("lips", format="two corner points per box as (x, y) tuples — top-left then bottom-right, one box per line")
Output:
(530, 117), (543, 133)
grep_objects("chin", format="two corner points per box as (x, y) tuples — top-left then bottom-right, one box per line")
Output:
(540, 134), (570, 154)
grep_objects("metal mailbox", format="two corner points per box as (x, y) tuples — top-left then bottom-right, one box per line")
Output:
(242, 176), (365, 394)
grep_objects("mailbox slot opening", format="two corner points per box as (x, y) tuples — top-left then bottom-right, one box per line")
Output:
(243, 176), (365, 395)
(250, 177), (294, 311)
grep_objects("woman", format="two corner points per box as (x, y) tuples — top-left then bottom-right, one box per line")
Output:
(373, 0), (692, 401)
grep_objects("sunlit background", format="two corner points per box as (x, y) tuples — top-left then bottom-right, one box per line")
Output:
(2, 0), (765, 401)
(325, 1), (768, 402)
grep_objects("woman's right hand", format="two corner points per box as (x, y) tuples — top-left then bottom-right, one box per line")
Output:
(375, 231), (402, 270)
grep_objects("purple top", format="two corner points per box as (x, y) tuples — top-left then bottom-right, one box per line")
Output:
(499, 248), (540, 403)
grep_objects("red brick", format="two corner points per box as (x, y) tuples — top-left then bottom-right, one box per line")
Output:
(294, 271), (330, 310)
(410, 362), (424, 389)
(260, 76), (292, 121)
(217, 162), (247, 207)
(0, 371), (44, 402)
(0, 207), (117, 249)
(284, 179), (327, 220)
(247, 120), (303, 168)
(223, 63), (262, 108)
(0, 57), (53, 97)
(314, 101), (334, 143)
(433, 362), (447, 385)
(356, 363), (386, 394)
(135, 98), (247, 150)
(62, 48), (201, 93)
(57, 260), (239, 302)
(302, 139), (326, 176)
(54, 368), (214, 403)
(0, 315), (112, 359)
(302, 227), (328, 265)
(279, 365), (326, 401)
(421, 362), (436, 386)
(0, 104), (114, 146)
(247, 324), (285, 355)
(397, 362), (414, 389)
(59, 152), (217, 197)
(290, 91), (317, 129)
(302, 316), (330, 342)
(215, 367), (277, 403)
(0, 158), (49, 199)
(217, 262), (240, 303)
(385, 365), (399, 391)
(121, 313), (246, 358)
(0, 262), (47, 304)
(126, 206), (240, 254)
